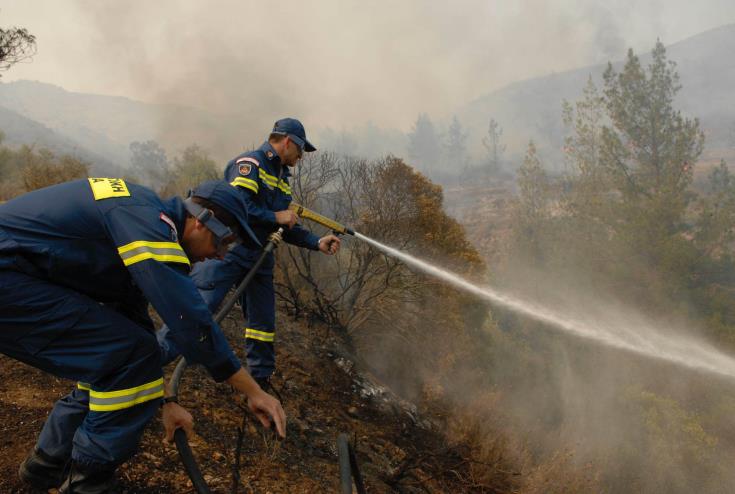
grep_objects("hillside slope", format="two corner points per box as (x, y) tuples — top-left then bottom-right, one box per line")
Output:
(0, 304), (511, 493)
(456, 23), (735, 166)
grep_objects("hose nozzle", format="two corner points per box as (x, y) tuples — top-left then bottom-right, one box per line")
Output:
(289, 203), (355, 236)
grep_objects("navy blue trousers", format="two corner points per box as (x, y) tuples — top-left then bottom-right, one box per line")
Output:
(0, 270), (163, 468)
(159, 254), (276, 379)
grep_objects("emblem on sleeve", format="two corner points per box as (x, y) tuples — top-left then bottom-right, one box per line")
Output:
(159, 212), (178, 241)
(239, 163), (252, 176)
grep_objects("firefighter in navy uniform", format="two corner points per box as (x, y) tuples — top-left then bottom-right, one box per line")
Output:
(0, 178), (286, 493)
(158, 118), (341, 389)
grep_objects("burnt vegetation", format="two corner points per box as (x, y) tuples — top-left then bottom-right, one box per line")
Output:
(3, 34), (735, 493)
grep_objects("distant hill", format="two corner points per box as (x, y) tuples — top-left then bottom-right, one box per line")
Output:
(0, 105), (121, 174)
(0, 80), (161, 167)
(0, 80), (241, 168)
(456, 23), (735, 168)
(1, 23), (733, 174)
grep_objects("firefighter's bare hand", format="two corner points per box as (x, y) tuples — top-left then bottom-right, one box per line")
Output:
(162, 401), (194, 443)
(318, 234), (341, 255)
(275, 210), (298, 229)
(248, 389), (287, 438)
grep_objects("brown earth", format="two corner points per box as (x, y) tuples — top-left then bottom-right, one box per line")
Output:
(0, 307), (489, 493)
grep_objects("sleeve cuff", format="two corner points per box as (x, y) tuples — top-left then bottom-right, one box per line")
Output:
(264, 210), (277, 225)
(308, 233), (321, 251)
(206, 356), (242, 382)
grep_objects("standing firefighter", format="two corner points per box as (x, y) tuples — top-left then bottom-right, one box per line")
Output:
(159, 118), (340, 389)
(0, 178), (286, 492)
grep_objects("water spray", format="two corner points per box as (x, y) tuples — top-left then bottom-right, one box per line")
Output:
(292, 204), (735, 381)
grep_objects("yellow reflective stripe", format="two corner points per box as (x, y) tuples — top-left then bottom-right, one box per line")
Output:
(230, 177), (259, 193)
(77, 382), (91, 391)
(258, 168), (277, 184)
(118, 240), (182, 254)
(89, 390), (164, 412)
(245, 328), (275, 342)
(88, 378), (164, 412)
(258, 170), (292, 195)
(117, 241), (190, 267)
(90, 378), (163, 398)
(121, 252), (190, 266)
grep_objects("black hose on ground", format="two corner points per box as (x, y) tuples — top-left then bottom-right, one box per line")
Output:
(170, 229), (283, 493)
(337, 433), (366, 494)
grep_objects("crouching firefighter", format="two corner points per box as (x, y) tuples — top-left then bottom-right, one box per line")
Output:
(0, 178), (286, 493)
(158, 118), (341, 391)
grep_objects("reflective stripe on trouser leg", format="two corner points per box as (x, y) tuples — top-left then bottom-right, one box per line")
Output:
(0, 270), (163, 468)
(242, 269), (276, 379)
(37, 386), (90, 460)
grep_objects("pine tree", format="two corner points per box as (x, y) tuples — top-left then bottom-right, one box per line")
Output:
(482, 118), (505, 179)
(407, 113), (441, 174)
(445, 116), (469, 184)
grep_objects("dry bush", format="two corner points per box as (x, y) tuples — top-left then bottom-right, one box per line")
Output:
(19, 146), (89, 191)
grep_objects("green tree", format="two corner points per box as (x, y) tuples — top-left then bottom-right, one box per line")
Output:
(159, 145), (219, 197)
(129, 140), (169, 188)
(444, 115), (468, 175)
(600, 41), (703, 243)
(696, 160), (735, 258)
(407, 113), (441, 174)
(482, 118), (505, 178)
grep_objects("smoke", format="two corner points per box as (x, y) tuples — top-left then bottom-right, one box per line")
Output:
(4, 0), (735, 137)
(476, 254), (735, 492)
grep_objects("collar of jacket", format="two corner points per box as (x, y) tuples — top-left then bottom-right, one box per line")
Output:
(258, 141), (291, 178)
(161, 196), (188, 242)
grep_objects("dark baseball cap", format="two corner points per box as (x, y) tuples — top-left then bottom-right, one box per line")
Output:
(190, 180), (260, 247)
(272, 117), (316, 152)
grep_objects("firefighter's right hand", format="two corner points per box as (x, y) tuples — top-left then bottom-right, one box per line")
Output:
(162, 401), (194, 442)
(248, 389), (287, 438)
(274, 210), (298, 229)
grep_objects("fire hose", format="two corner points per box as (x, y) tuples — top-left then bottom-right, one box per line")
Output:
(170, 228), (284, 494)
(338, 433), (366, 494)
(169, 204), (355, 492)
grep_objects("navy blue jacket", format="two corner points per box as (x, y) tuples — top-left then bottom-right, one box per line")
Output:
(226, 142), (319, 269)
(0, 178), (241, 381)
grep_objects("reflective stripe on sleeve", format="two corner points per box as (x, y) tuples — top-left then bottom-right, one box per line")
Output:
(244, 328), (275, 343)
(230, 177), (259, 193)
(117, 241), (190, 267)
(258, 169), (291, 195)
(88, 378), (164, 412)
(77, 382), (91, 391)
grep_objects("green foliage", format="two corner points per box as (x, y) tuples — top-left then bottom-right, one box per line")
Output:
(614, 387), (723, 492)
(129, 140), (169, 188)
(407, 113), (441, 172)
(495, 39), (735, 492)
(158, 144), (219, 197)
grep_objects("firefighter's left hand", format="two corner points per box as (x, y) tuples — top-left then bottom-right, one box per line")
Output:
(318, 234), (341, 255)
(162, 401), (194, 443)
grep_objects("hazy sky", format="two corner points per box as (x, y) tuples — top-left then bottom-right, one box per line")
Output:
(2, 0), (734, 131)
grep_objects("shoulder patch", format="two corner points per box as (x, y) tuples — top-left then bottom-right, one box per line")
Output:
(236, 157), (259, 176)
(159, 212), (178, 241)
(238, 162), (252, 176)
(88, 178), (130, 200)
(236, 156), (260, 167)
